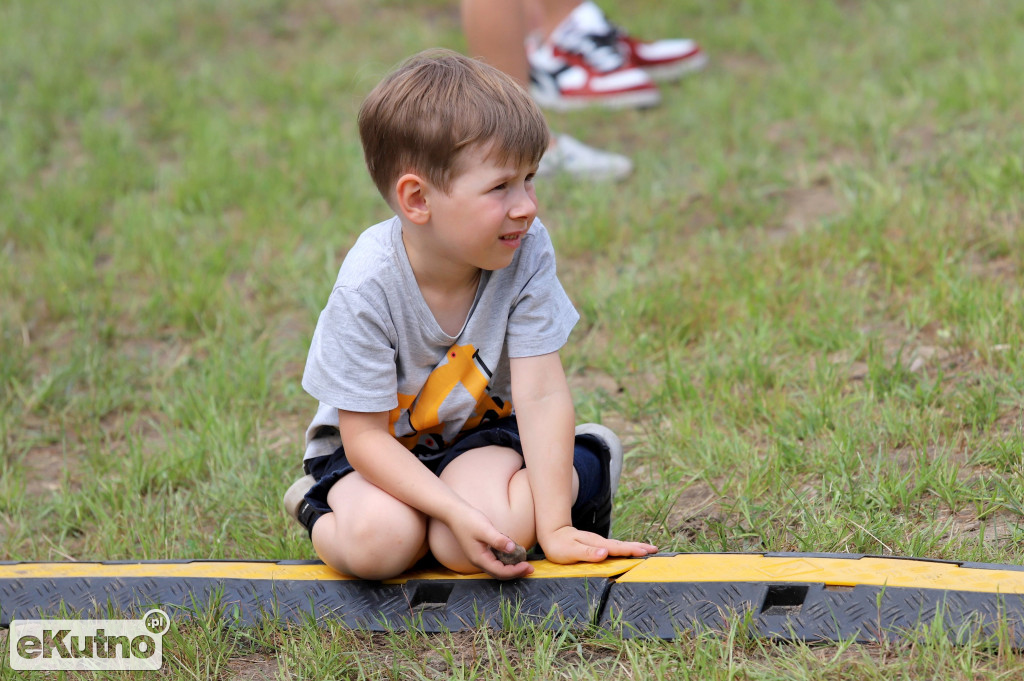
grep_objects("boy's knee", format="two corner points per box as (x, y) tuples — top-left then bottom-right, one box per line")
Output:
(343, 544), (427, 581)
(312, 506), (428, 580)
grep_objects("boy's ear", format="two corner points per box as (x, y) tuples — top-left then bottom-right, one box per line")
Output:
(394, 173), (430, 225)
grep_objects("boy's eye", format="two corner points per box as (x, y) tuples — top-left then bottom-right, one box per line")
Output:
(525, 173), (535, 183)
(492, 182), (508, 191)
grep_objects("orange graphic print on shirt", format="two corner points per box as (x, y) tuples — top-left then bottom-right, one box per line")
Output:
(389, 343), (512, 450)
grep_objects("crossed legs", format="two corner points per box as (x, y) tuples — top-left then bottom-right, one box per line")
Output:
(310, 446), (577, 580)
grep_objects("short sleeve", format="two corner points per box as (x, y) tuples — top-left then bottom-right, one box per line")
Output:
(301, 287), (399, 412)
(505, 225), (580, 358)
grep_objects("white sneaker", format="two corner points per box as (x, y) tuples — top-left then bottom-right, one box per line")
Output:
(537, 134), (633, 182)
(283, 474), (316, 522)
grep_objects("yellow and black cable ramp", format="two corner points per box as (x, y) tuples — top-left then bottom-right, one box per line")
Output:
(4, 553), (1024, 644)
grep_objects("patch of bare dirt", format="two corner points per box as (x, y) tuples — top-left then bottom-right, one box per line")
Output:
(825, 343), (975, 384)
(35, 119), (88, 188)
(891, 123), (941, 170)
(966, 253), (1020, 285)
(819, 312), (1001, 391)
(568, 369), (619, 393)
(661, 479), (723, 540)
(567, 368), (619, 397)
(673, 191), (728, 237)
(757, 175), (843, 241)
(21, 442), (72, 497)
(824, 348), (871, 384)
(937, 509), (1023, 547)
(992, 407), (1023, 434)
(225, 655), (280, 681)
(773, 180), (844, 238)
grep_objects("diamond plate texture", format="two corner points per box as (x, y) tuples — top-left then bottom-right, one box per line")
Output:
(8, 555), (1024, 645)
(600, 581), (1024, 645)
(0, 575), (607, 632)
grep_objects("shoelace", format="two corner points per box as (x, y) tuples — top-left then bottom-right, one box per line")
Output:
(576, 30), (627, 72)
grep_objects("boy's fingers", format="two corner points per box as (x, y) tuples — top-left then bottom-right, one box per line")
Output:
(501, 563), (533, 579)
(489, 534), (516, 553)
(477, 551), (533, 580)
(579, 536), (658, 558)
(605, 539), (658, 555)
(618, 543), (657, 556)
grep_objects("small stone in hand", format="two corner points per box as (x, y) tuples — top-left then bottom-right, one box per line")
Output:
(491, 543), (528, 565)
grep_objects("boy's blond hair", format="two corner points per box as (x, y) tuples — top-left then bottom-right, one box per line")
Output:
(358, 49), (549, 199)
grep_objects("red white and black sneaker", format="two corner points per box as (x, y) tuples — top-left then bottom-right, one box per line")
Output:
(618, 33), (707, 82)
(529, 40), (660, 111)
(535, 1), (707, 86)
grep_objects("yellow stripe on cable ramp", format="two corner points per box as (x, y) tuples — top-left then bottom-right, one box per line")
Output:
(5, 554), (1024, 594)
(0, 557), (641, 583)
(617, 554), (1024, 594)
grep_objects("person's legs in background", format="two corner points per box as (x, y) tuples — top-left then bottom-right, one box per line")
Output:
(460, 0), (633, 181)
(460, 0), (532, 85)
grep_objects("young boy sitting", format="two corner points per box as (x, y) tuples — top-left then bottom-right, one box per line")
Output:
(284, 48), (657, 580)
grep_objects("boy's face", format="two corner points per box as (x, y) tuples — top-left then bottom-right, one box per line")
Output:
(420, 143), (539, 273)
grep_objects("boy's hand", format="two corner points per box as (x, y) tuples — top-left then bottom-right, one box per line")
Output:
(448, 507), (535, 580)
(539, 526), (657, 565)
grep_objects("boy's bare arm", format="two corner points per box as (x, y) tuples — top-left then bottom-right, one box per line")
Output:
(510, 352), (658, 564)
(337, 410), (533, 579)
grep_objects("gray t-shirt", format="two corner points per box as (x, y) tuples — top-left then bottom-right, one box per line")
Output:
(301, 216), (579, 468)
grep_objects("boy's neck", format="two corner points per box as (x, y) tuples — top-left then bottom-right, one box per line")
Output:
(401, 223), (482, 337)
(400, 223), (482, 295)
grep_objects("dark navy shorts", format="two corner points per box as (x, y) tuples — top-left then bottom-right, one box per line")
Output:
(300, 415), (609, 536)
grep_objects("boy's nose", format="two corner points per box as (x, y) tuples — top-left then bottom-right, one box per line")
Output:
(508, 187), (537, 220)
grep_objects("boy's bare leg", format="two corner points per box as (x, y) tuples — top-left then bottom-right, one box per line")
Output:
(311, 472), (428, 580)
(428, 446), (534, 572)
(428, 445), (580, 572)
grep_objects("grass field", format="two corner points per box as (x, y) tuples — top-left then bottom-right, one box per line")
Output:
(1, 0), (1023, 677)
